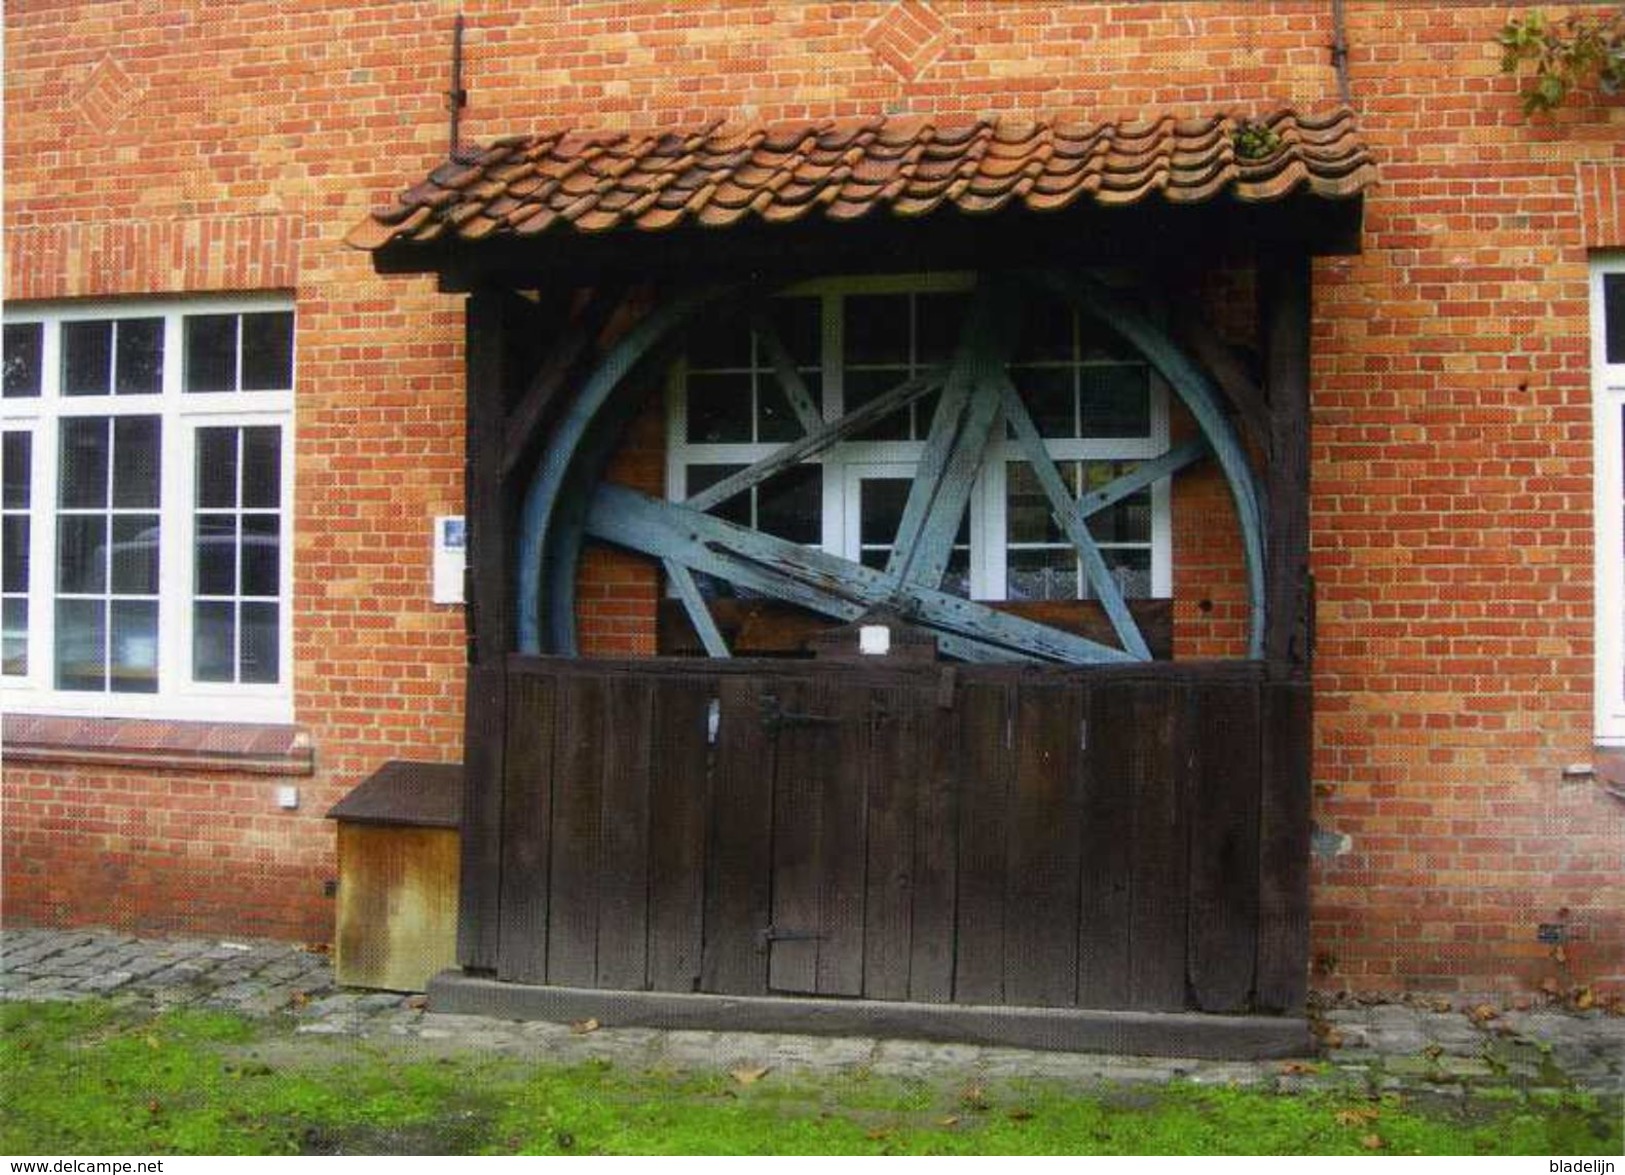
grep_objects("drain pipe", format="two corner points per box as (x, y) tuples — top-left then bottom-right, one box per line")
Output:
(1330, 0), (1353, 106)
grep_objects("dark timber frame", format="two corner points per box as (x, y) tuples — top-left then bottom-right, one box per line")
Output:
(427, 198), (1337, 1055)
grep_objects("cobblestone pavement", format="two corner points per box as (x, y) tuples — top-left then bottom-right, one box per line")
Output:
(3, 927), (1621, 1097)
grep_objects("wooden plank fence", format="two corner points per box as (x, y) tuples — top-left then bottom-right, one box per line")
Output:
(489, 655), (1304, 1015)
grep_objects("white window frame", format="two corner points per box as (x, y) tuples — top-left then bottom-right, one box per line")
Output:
(665, 273), (1172, 602)
(1, 295), (295, 723)
(1593, 256), (1625, 744)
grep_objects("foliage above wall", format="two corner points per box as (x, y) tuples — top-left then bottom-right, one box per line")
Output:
(1499, 6), (1625, 113)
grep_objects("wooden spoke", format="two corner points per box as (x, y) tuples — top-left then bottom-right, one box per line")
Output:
(588, 484), (1137, 664)
(683, 370), (943, 514)
(1076, 439), (1209, 521)
(664, 558), (731, 658)
(997, 374), (1151, 661)
(749, 313), (823, 435)
(886, 284), (1016, 589)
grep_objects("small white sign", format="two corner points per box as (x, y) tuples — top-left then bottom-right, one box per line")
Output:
(433, 515), (466, 604)
(859, 625), (891, 656)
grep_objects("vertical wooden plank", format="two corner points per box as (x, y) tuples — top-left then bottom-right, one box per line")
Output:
(594, 676), (654, 990)
(1259, 250), (1313, 681)
(646, 675), (712, 993)
(1186, 680), (1262, 1013)
(1076, 681), (1135, 1010)
(701, 675), (774, 995)
(953, 680), (1012, 1004)
(495, 671), (555, 983)
(908, 676), (960, 1003)
(546, 674), (606, 987)
(863, 683), (917, 1001)
(458, 288), (527, 971)
(1128, 679), (1189, 1011)
(768, 679), (822, 995)
(1256, 679), (1312, 1013)
(816, 679), (866, 997)
(1003, 680), (1083, 1008)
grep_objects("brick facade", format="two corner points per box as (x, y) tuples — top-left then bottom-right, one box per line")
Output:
(3, 1), (1622, 999)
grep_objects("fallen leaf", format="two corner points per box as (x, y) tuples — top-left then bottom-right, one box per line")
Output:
(287, 991), (310, 1009)
(1573, 986), (1595, 1011)
(1335, 1108), (1380, 1127)
(1360, 1134), (1386, 1150)
(1422, 1044), (1443, 1060)
(406, 995), (428, 1010)
(730, 1066), (770, 1086)
(1430, 998), (1452, 1013)
(569, 1018), (600, 1035)
(1007, 1108), (1035, 1122)
(959, 1084), (990, 1110)
(1322, 1029), (1346, 1049)
(1552, 945), (1568, 965)
(1468, 1003), (1498, 1024)
(866, 1128), (892, 1141)
(147, 1100), (162, 1115)
(1278, 1061), (1315, 1076)
(937, 1115), (961, 1128)
(303, 942), (331, 955)
(144, 1035), (161, 1050)
(1539, 977), (1562, 996)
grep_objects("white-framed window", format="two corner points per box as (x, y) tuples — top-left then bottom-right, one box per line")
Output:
(0, 296), (295, 723)
(664, 273), (1171, 603)
(1593, 256), (1625, 745)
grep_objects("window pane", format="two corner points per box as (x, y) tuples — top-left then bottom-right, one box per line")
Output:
(1081, 462), (1152, 543)
(62, 320), (113, 396)
(184, 314), (237, 392)
(112, 416), (161, 509)
(110, 515), (160, 594)
(941, 547), (971, 598)
(1097, 548), (1152, 600)
(845, 294), (910, 366)
(844, 368), (912, 441)
(756, 466), (821, 544)
(757, 372), (819, 443)
(240, 514), (280, 597)
(195, 514), (237, 595)
(1008, 547), (1077, 601)
(60, 418), (110, 508)
(240, 601), (279, 684)
(241, 312), (294, 390)
(3, 432), (31, 509)
(2, 598), (26, 675)
(686, 372), (751, 443)
(860, 478), (911, 545)
(685, 465), (750, 528)
(193, 600), (235, 682)
(1079, 365), (1151, 437)
(240, 427), (281, 508)
(196, 428), (238, 508)
(3, 323), (42, 398)
(55, 598), (105, 690)
(915, 293), (970, 367)
(1007, 462), (1062, 545)
(109, 599), (158, 693)
(114, 318), (164, 395)
(1, 516), (28, 594)
(1608, 274), (1625, 365)
(1012, 367), (1075, 438)
(56, 515), (107, 593)
(760, 297), (821, 368)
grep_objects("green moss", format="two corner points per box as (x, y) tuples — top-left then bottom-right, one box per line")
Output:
(1, 1001), (1617, 1156)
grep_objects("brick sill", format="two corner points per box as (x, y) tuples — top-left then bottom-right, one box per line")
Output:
(2, 714), (314, 776)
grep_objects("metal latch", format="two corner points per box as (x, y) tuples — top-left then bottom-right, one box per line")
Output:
(755, 925), (823, 952)
(759, 694), (839, 733)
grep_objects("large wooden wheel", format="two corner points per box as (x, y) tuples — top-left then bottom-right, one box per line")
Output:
(518, 270), (1266, 663)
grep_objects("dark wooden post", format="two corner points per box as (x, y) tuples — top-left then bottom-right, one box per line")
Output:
(457, 287), (526, 971)
(1254, 251), (1314, 1013)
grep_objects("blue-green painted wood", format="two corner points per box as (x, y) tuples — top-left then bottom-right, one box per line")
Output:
(1031, 270), (1268, 659)
(587, 484), (1136, 664)
(517, 284), (734, 654)
(884, 281), (1007, 591)
(997, 374), (1151, 661)
(750, 313), (823, 435)
(1076, 439), (1210, 521)
(684, 371), (943, 514)
(664, 558), (731, 658)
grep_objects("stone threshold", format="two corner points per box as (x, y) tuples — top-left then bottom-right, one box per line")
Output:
(2, 714), (314, 776)
(428, 971), (1313, 1061)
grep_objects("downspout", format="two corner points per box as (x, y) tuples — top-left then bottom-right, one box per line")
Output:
(1330, 0), (1353, 106)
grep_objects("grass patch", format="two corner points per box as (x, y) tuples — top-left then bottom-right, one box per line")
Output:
(1, 1000), (1617, 1156)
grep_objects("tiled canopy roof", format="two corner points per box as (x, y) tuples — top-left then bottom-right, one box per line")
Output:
(347, 107), (1374, 251)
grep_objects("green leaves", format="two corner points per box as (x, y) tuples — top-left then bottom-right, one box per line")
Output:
(1498, 7), (1625, 114)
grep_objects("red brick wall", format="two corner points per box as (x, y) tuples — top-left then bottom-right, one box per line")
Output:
(4, 1), (1622, 998)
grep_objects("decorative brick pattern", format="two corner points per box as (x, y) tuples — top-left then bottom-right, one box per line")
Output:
(70, 54), (140, 134)
(863, 0), (953, 82)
